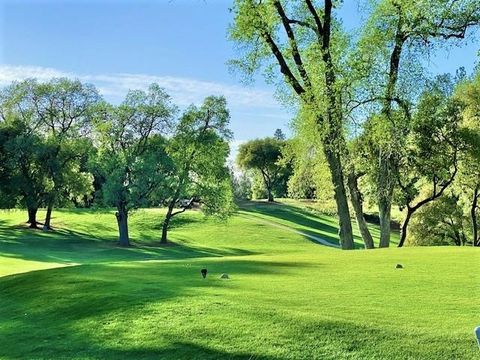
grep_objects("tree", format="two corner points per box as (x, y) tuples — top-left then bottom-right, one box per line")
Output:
(237, 137), (286, 202)
(274, 128), (286, 140)
(95, 84), (176, 246)
(0, 81), (49, 227)
(231, 170), (253, 201)
(158, 96), (234, 244)
(355, 0), (480, 247)
(455, 70), (480, 246)
(0, 78), (100, 229)
(0, 117), (49, 227)
(395, 76), (464, 247)
(30, 78), (100, 230)
(409, 193), (468, 246)
(230, 0), (356, 249)
(283, 132), (328, 200)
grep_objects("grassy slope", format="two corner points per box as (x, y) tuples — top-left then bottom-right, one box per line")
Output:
(0, 204), (479, 359)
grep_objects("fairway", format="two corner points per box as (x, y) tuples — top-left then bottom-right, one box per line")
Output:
(1, 203), (478, 359)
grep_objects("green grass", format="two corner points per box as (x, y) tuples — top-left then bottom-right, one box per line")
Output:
(0, 203), (479, 359)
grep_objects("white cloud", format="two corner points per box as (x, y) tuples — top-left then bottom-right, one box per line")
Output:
(0, 64), (280, 109)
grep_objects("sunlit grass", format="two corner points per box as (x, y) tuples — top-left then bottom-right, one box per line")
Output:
(0, 203), (478, 359)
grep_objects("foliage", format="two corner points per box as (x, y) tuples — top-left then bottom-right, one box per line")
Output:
(237, 137), (290, 201)
(231, 170), (253, 201)
(94, 84), (176, 245)
(158, 96), (235, 243)
(408, 193), (468, 246)
(283, 122), (333, 201)
(0, 117), (49, 215)
(0, 78), (100, 228)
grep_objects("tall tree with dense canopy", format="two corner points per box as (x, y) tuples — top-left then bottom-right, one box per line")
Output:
(158, 96), (234, 244)
(356, 0), (480, 247)
(31, 78), (100, 230)
(395, 76), (464, 247)
(230, 0), (357, 248)
(95, 84), (176, 246)
(0, 78), (100, 229)
(0, 117), (49, 227)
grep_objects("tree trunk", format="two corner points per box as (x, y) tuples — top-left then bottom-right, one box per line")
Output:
(378, 151), (394, 248)
(471, 185), (479, 246)
(324, 146), (354, 250)
(378, 197), (392, 248)
(267, 189), (274, 202)
(43, 202), (53, 231)
(347, 172), (374, 249)
(115, 204), (130, 247)
(398, 208), (413, 248)
(161, 201), (175, 244)
(27, 207), (38, 229)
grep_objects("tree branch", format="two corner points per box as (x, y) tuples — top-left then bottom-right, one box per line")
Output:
(261, 31), (306, 95)
(273, 0), (312, 89)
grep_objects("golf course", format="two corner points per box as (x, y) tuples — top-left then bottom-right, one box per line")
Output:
(1, 202), (478, 359)
(1, 0), (480, 358)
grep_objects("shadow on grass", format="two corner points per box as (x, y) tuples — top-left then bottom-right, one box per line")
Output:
(0, 258), (310, 359)
(239, 201), (346, 247)
(239, 201), (399, 249)
(0, 256), (475, 359)
(82, 343), (282, 360)
(0, 217), (256, 266)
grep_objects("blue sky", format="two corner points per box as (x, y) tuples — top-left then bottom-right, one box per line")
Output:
(0, 0), (479, 158)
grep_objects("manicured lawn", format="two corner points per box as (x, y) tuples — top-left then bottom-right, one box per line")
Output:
(0, 203), (478, 359)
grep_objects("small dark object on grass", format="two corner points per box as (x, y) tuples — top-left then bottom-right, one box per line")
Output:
(220, 273), (229, 279)
(201, 268), (207, 279)
(396, 264), (404, 269)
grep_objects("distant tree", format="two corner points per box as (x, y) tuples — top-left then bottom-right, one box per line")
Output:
(95, 84), (176, 246)
(231, 170), (252, 201)
(273, 128), (286, 141)
(237, 137), (287, 202)
(409, 194), (468, 246)
(158, 96), (234, 244)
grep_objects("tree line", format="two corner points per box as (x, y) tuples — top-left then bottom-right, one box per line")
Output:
(229, 0), (480, 249)
(0, 79), (234, 246)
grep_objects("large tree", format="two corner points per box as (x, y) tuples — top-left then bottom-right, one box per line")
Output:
(395, 76), (464, 246)
(95, 84), (176, 246)
(0, 117), (49, 227)
(0, 80), (48, 227)
(230, 0), (358, 248)
(0, 78), (99, 229)
(455, 69), (480, 246)
(158, 96), (234, 244)
(355, 0), (480, 247)
(31, 78), (100, 230)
